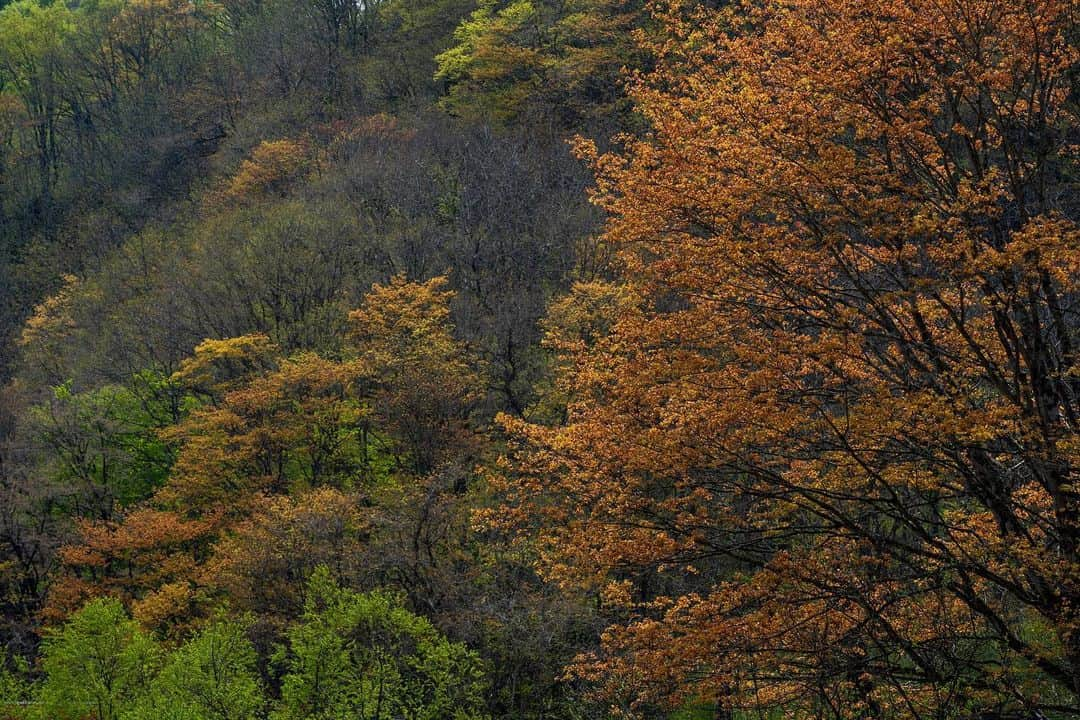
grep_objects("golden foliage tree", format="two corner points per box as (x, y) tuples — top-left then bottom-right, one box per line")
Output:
(214, 138), (314, 205)
(501, 0), (1080, 715)
(170, 333), (279, 400)
(162, 351), (365, 508)
(434, 0), (643, 125)
(349, 275), (483, 476)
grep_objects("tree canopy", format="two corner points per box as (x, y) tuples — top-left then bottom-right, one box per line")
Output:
(1, 0), (1077, 718)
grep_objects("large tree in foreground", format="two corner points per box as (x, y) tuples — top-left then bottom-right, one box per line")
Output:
(501, 0), (1080, 716)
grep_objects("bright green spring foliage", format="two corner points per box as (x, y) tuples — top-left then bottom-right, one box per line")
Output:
(34, 598), (159, 720)
(32, 600), (263, 720)
(127, 619), (264, 720)
(274, 567), (489, 720)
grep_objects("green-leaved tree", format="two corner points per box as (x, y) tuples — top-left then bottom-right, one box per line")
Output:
(35, 598), (158, 720)
(127, 619), (263, 720)
(274, 567), (489, 720)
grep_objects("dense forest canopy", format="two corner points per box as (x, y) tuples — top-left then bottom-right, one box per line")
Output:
(0, 0), (1077, 718)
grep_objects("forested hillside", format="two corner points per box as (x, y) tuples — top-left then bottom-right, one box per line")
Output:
(0, 0), (1078, 718)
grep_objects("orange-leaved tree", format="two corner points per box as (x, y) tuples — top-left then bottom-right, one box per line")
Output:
(349, 274), (484, 477)
(500, 0), (1080, 716)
